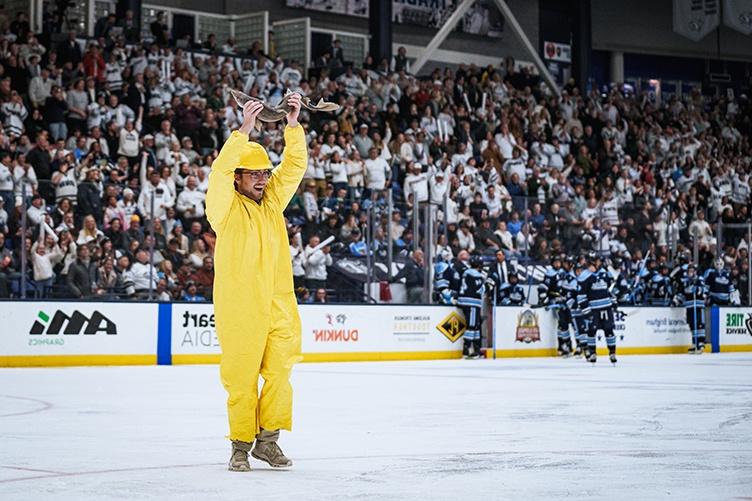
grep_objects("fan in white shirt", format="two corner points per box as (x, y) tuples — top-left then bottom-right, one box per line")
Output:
(155, 120), (179, 161)
(106, 95), (135, 129)
(328, 151), (349, 188)
(457, 223), (476, 253)
(176, 176), (206, 220)
(451, 142), (472, 167)
(494, 123), (517, 159)
(364, 148), (390, 192)
(494, 221), (515, 251)
(404, 163), (429, 204)
(302, 182), (320, 223)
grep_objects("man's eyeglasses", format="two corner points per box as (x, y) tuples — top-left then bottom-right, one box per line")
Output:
(237, 169), (273, 179)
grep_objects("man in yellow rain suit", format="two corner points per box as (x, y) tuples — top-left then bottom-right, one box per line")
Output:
(206, 94), (306, 472)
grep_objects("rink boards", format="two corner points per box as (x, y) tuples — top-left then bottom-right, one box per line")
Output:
(0, 301), (750, 366)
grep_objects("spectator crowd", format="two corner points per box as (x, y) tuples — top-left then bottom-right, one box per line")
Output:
(0, 9), (750, 303)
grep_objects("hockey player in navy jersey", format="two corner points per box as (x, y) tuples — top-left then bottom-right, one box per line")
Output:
(539, 255), (574, 357)
(704, 257), (738, 306)
(557, 256), (580, 356)
(449, 250), (471, 300)
(578, 253), (618, 364)
(540, 255), (565, 301)
(670, 251), (691, 298)
(633, 257), (657, 304)
(498, 272), (525, 306)
(679, 263), (708, 354)
(458, 255), (486, 359)
(433, 249), (454, 305)
(572, 260), (591, 358)
(611, 256), (633, 305)
(646, 263), (672, 306)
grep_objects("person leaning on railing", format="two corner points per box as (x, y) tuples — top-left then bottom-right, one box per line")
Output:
(390, 249), (426, 304)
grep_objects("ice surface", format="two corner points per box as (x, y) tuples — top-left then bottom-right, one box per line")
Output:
(1, 355), (751, 500)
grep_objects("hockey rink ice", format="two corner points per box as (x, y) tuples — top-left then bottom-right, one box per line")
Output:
(1, 354), (751, 500)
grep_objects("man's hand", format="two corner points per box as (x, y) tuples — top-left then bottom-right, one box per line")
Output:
(286, 92), (302, 128)
(239, 100), (264, 135)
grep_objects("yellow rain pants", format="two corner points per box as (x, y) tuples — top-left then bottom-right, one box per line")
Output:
(206, 125), (307, 442)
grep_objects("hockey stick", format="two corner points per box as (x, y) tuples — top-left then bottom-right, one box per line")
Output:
(692, 280), (698, 351)
(492, 284), (497, 360)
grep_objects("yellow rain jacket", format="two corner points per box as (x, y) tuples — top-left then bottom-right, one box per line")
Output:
(206, 125), (307, 442)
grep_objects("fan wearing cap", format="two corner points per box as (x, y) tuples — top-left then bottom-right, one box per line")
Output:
(206, 94), (306, 472)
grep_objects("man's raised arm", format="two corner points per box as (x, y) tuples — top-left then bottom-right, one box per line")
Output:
(206, 101), (262, 230)
(266, 124), (308, 210)
(266, 93), (308, 210)
(206, 131), (245, 231)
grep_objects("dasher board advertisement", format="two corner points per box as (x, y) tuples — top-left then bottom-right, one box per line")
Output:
(0, 302), (158, 366)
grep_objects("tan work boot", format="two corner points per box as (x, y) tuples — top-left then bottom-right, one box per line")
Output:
(229, 440), (252, 472)
(251, 429), (293, 468)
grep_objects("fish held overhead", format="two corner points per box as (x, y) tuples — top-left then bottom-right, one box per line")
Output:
(230, 89), (340, 129)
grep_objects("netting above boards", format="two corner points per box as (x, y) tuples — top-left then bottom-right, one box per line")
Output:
(273, 19), (309, 68)
(234, 14), (266, 51)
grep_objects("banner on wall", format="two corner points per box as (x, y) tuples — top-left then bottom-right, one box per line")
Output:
(0, 302), (159, 364)
(494, 306), (692, 355)
(542, 41), (572, 87)
(284, 0), (504, 36)
(673, 0), (720, 41)
(171, 303), (466, 362)
(723, 0), (752, 35)
(543, 41), (571, 63)
(715, 308), (752, 351)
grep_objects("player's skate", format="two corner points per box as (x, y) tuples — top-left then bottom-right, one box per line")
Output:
(609, 353), (617, 365)
(252, 430), (293, 468)
(688, 343), (705, 355)
(466, 341), (479, 359)
(229, 440), (252, 472)
(587, 352), (597, 364)
(469, 340), (482, 360)
(462, 339), (471, 359)
(573, 345), (583, 358)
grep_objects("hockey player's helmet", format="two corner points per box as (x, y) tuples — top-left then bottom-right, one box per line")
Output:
(470, 254), (484, 268)
(687, 263), (697, 276)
